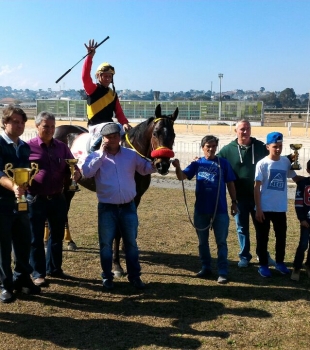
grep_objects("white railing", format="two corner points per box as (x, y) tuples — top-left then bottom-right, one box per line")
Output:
(21, 132), (309, 175)
(174, 142), (308, 176)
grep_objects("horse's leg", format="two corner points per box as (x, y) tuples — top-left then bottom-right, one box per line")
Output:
(44, 221), (49, 252)
(134, 173), (151, 207)
(63, 190), (77, 251)
(112, 227), (125, 277)
(112, 173), (151, 277)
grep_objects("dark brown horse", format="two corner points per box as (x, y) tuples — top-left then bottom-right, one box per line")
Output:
(54, 104), (178, 275)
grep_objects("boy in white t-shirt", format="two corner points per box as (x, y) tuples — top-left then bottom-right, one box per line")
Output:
(254, 132), (302, 278)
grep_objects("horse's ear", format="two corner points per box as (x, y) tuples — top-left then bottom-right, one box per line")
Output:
(155, 104), (161, 118)
(171, 107), (178, 122)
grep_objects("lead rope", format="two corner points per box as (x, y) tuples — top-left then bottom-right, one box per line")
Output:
(181, 157), (222, 231)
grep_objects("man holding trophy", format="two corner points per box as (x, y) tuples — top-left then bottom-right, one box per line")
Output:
(0, 106), (41, 303)
(27, 111), (82, 287)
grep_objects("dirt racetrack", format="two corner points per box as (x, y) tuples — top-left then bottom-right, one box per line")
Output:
(22, 117), (310, 176)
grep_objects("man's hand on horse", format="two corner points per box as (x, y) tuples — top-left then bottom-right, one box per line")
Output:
(84, 39), (97, 57)
(123, 123), (132, 132)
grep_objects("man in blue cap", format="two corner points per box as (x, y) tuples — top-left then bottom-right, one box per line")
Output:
(254, 132), (302, 278)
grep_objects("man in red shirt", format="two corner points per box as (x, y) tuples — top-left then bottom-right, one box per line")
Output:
(82, 39), (131, 151)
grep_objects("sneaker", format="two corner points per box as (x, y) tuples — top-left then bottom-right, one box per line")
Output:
(268, 255), (276, 267)
(256, 254), (276, 267)
(275, 262), (290, 275)
(129, 278), (146, 290)
(217, 275), (228, 284)
(33, 278), (48, 287)
(102, 279), (114, 290)
(196, 268), (212, 278)
(258, 265), (272, 278)
(238, 258), (249, 268)
(291, 269), (300, 281)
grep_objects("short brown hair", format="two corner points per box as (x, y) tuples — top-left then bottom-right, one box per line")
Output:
(2, 105), (27, 127)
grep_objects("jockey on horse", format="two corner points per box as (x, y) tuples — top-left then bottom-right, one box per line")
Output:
(82, 39), (131, 151)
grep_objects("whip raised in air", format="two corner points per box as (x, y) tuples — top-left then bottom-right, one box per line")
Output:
(55, 36), (110, 84)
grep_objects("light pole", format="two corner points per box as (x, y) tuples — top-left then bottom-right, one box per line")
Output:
(218, 73), (223, 120)
(306, 91), (310, 136)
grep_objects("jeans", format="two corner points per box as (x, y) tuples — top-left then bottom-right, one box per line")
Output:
(27, 194), (67, 278)
(98, 201), (141, 281)
(255, 212), (287, 266)
(0, 205), (33, 291)
(194, 212), (229, 276)
(293, 225), (310, 269)
(234, 197), (256, 262)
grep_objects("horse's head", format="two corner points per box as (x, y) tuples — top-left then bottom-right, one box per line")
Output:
(150, 104), (178, 175)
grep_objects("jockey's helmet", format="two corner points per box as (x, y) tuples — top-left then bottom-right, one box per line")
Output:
(96, 62), (115, 77)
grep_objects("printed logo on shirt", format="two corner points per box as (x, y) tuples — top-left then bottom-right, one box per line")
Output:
(303, 185), (310, 206)
(267, 169), (286, 191)
(197, 163), (218, 183)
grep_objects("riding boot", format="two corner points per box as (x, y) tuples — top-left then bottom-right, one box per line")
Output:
(90, 136), (102, 152)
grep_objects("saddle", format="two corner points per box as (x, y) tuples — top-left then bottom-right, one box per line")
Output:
(70, 133), (93, 170)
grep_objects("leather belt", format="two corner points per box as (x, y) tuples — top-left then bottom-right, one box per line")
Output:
(104, 201), (133, 208)
(38, 193), (62, 200)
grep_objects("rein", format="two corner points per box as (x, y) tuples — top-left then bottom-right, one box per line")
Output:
(125, 133), (152, 161)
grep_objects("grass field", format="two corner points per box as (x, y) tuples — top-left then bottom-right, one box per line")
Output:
(1, 186), (310, 349)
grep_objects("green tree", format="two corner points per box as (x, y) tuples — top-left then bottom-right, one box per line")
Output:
(261, 92), (281, 108)
(279, 88), (296, 108)
(78, 89), (87, 100)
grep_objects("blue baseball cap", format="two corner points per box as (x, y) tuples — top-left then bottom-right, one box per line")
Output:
(266, 132), (283, 145)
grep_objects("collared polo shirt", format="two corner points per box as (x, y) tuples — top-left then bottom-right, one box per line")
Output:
(27, 136), (74, 196)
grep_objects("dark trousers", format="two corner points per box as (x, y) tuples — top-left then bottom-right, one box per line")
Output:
(27, 194), (67, 278)
(293, 225), (310, 269)
(0, 208), (33, 291)
(255, 212), (287, 266)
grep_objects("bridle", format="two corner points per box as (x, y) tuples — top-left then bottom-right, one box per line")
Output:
(125, 117), (175, 161)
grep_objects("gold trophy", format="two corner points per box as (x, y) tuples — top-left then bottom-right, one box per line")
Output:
(4, 162), (39, 211)
(290, 144), (303, 170)
(65, 159), (80, 192)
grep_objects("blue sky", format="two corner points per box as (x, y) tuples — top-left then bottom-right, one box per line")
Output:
(1, 0), (310, 94)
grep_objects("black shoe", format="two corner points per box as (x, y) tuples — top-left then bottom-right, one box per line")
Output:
(13, 278), (41, 295)
(0, 288), (15, 303)
(102, 279), (114, 290)
(196, 269), (212, 278)
(129, 278), (146, 290)
(47, 271), (72, 280)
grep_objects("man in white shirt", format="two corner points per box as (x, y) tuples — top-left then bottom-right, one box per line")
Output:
(82, 123), (156, 290)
